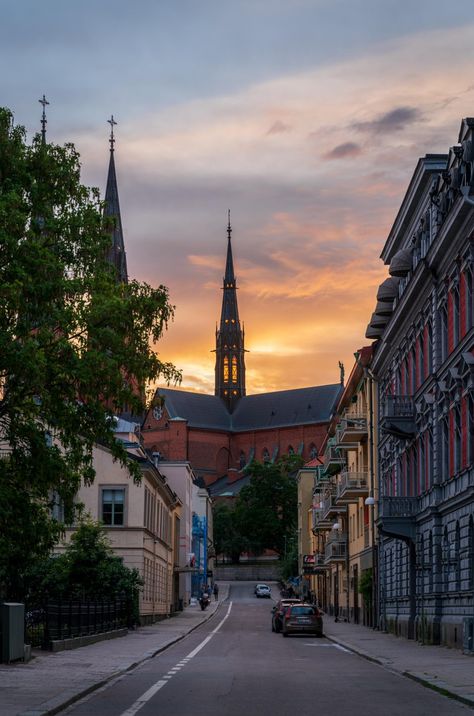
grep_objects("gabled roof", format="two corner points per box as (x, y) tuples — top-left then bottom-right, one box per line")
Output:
(153, 383), (342, 433)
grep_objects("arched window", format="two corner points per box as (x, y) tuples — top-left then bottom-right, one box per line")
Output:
(287, 445), (294, 456)
(453, 282), (460, 347)
(223, 356), (229, 383)
(310, 444), (318, 460)
(232, 356), (238, 383)
(239, 451), (246, 470)
(263, 448), (270, 462)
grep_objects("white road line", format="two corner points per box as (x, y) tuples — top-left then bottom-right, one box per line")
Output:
(118, 601), (233, 716)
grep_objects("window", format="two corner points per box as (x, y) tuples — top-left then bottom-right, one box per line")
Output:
(468, 393), (474, 467)
(453, 283), (460, 347)
(440, 416), (449, 481)
(102, 488), (125, 526)
(455, 522), (461, 591)
(465, 267), (473, 332)
(223, 356), (229, 383)
(232, 356), (238, 383)
(426, 322), (433, 375)
(239, 451), (246, 469)
(287, 445), (294, 455)
(263, 448), (270, 462)
(454, 403), (462, 474)
(469, 517), (474, 590)
(440, 303), (448, 363)
(418, 333), (425, 385)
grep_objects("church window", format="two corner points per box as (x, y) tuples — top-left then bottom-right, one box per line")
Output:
(310, 445), (317, 460)
(288, 445), (294, 455)
(223, 356), (229, 383)
(232, 356), (238, 383)
(263, 448), (270, 462)
(239, 452), (246, 469)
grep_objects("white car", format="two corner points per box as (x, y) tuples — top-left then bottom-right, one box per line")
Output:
(255, 583), (272, 598)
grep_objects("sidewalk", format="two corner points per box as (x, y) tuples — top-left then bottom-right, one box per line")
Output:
(0, 585), (229, 716)
(324, 618), (474, 708)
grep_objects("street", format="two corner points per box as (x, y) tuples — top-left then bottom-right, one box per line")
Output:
(62, 582), (471, 716)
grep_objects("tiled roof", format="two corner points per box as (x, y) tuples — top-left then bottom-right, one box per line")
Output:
(154, 383), (342, 433)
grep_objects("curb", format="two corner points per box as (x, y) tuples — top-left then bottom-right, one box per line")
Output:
(19, 596), (228, 716)
(324, 634), (474, 710)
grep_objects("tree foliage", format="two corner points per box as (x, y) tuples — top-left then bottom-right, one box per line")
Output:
(26, 521), (142, 621)
(0, 108), (180, 598)
(212, 455), (302, 563)
(212, 502), (249, 563)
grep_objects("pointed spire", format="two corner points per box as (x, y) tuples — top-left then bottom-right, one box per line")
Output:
(224, 208), (235, 284)
(38, 94), (49, 144)
(104, 115), (128, 284)
(215, 213), (246, 410)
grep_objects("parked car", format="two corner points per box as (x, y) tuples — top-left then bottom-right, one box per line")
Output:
(254, 583), (272, 598)
(281, 604), (323, 637)
(271, 598), (302, 632)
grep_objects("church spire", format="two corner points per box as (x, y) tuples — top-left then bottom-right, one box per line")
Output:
(215, 212), (246, 411)
(104, 115), (128, 284)
(38, 94), (49, 144)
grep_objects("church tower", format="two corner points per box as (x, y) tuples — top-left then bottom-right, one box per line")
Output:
(214, 212), (246, 411)
(104, 116), (128, 284)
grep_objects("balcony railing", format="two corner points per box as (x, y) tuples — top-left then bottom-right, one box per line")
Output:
(322, 445), (346, 476)
(377, 496), (418, 540)
(324, 538), (347, 563)
(336, 471), (369, 503)
(335, 415), (368, 446)
(380, 396), (415, 439)
(322, 490), (347, 519)
(312, 506), (333, 531)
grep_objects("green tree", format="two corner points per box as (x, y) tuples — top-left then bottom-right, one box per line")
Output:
(0, 108), (180, 598)
(234, 454), (302, 558)
(26, 521), (143, 622)
(213, 502), (249, 563)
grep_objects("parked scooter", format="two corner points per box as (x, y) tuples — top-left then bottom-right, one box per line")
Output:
(199, 591), (210, 611)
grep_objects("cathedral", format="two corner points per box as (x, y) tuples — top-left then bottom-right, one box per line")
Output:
(140, 214), (342, 494)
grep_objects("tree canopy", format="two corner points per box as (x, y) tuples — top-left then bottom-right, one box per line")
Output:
(213, 455), (302, 563)
(0, 108), (180, 598)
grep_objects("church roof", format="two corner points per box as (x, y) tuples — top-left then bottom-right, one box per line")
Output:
(155, 383), (342, 432)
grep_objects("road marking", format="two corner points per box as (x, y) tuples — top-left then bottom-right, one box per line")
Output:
(118, 601), (233, 716)
(304, 643), (351, 653)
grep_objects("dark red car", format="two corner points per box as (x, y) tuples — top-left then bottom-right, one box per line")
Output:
(282, 604), (323, 637)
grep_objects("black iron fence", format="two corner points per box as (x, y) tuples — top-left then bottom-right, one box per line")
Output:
(25, 597), (132, 649)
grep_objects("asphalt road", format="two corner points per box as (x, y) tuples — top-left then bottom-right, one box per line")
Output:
(63, 581), (471, 716)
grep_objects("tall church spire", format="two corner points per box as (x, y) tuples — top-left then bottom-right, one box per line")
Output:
(215, 211), (246, 411)
(104, 115), (128, 284)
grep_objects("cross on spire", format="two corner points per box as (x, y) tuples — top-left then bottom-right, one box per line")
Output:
(227, 208), (232, 240)
(38, 94), (49, 144)
(108, 114), (117, 151)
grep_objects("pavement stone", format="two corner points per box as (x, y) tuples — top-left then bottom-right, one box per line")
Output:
(0, 585), (229, 716)
(323, 618), (474, 709)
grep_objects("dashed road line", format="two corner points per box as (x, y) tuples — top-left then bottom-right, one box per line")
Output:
(118, 601), (233, 716)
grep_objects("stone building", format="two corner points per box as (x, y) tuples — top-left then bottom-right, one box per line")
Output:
(367, 119), (474, 650)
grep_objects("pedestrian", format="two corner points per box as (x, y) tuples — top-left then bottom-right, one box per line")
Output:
(213, 583), (219, 601)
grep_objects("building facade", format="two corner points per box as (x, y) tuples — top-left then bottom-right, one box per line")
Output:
(368, 119), (474, 650)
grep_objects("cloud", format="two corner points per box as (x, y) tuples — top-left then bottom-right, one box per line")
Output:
(266, 120), (292, 135)
(354, 106), (422, 134)
(323, 141), (363, 160)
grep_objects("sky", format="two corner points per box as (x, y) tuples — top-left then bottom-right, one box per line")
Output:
(2, 0), (474, 394)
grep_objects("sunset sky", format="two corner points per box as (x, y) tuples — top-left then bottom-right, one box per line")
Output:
(3, 0), (474, 394)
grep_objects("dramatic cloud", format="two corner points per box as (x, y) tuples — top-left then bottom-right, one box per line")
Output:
(323, 141), (363, 160)
(354, 106), (422, 134)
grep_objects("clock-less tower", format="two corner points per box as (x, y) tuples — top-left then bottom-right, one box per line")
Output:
(214, 213), (246, 412)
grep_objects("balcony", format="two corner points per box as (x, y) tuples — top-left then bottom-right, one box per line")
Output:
(322, 490), (347, 520)
(377, 496), (418, 541)
(335, 415), (368, 446)
(336, 471), (369, 503)
(324, 535), (347, 563)
(322, 441), (346, 476)
(312, 504), (333, 531)
(380, 396), (415, 439)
